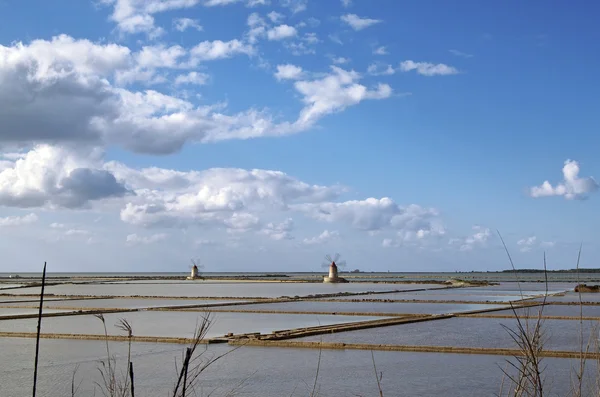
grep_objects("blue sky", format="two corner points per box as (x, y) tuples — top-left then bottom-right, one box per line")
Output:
(0, 0), (598, 272)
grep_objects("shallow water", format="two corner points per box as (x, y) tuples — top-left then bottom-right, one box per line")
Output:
(0, 284), (23, 289)
(298, 316), (599, 352)
(0, 337), (595, 397)
(0, 298), (250, 310)
(329, 292), (533, 302)
(5, 282), (411, 298)
(491, 304), (600, 318)
(210, 301), (508, 315)
(0, 311), (383, 339)
(0, 308), (73, 317)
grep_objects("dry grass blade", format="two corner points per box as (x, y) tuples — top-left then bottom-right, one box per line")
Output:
(172, 312), (245, 397)
(309, 340), (322, 397)
(498, 232), (547, 397)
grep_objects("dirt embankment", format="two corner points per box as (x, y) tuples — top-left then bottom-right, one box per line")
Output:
(574, 284), (600, 293)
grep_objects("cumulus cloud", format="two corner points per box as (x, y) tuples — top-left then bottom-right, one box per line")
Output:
(0, 213), (38, 227)
(111, 163), (343, 228)
(293, 66), (392, 129)
(294, 198), (441, 235)
(373, 46), (387, 55)
(0, 36), (392, 154)
(0, 35), (128, 144)
(530, 160), (598, 200)
(367, 63), (395, 76)
(332, 57), (350, 64)
(303, 230), (339, 245)
(261, 218), (294, 240)
(173, 18), (203, 32)
(126, 233), (168, 245)
(517, 236), (555, 252)
(101, 0), (242, 37)
(280, 0), (307, 13)
(267, 11), (285, 23)
(247, 0), (269, 5)
(341, 14), (381, 31)
(174, 71), (209, 85)
(275, 64), (304, 80)
(399, 60), (459, 76)
(452, 226), (491, 251)
(517, 236), (537, 252)
(0, 145), (128, 209)
(267, 25), (298, 40)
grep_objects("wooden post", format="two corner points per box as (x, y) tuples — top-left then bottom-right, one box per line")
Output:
(32, 262), (47, 397)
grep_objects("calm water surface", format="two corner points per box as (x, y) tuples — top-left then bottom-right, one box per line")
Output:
(0, 338), (594, 397)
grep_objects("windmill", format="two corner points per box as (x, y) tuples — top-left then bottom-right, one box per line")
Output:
(187, 257), (204, 280)
(322, 253), (348, 283)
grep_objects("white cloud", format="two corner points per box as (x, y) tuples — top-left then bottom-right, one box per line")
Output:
(530, 160), (598, 200)
(275, 64), (304, 80)
(341, 14), (382, 31)
(280, 0), (307, 13)
(399, 60), (459, 76)
(517, 236), (537, 252)
(449, 49), (473, 58)
(134, 44), (187, 69)
(246, 13), (267, 43)
(0, 35), (392, 158)
(516, 236), (556, 252)
(173, 17), (203, 32)
(373, 46), (387, 55)
(102, 0), (243, 37)
(267, 25), (298, 40)
(224, 212), (261, 232)
(294, 198), (440, 233)
(50, 222), (65, 229)
(332, 57), (350, 64)
(0, 145), (128, 209)
(174, 71), (209, 85)
(101, 0), (201, 38)
(126, 233), (168, 245)
(65, 229), (90, 236)
(284, 33), (319, 55)
(0, 213), (38, 227)
(261, 218), (294, 240)
(247, 0), (269, 5)
(267, 11), (285, 23)
(457, 226), (491, 251)
(293, 66), (392, 128)
(341, 0), (352, 7)
(189, 39), (255, 62)
(113, 163), (343, 228)
(303, 230), (339, 245)
(367, 63), (395, 76)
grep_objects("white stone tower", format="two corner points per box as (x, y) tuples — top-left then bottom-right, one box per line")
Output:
(323, 254), (348, 283)
(328, 262), (338, 280)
